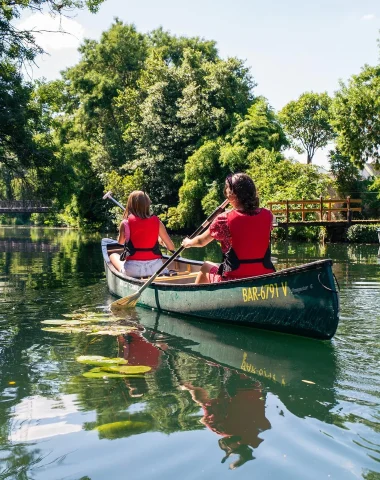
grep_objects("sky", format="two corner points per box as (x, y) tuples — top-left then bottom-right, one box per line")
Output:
(16, 0), (380, 167)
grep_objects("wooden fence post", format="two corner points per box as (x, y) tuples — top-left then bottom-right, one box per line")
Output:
(286, 200), (289, 224)
(302, 198), (305, 221)
(347, 196), (351, 223)
(319, 196), (323, 220)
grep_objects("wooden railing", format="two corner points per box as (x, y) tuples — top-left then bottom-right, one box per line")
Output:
(267, 197), (362, 224)
(0, 200), (51, 213)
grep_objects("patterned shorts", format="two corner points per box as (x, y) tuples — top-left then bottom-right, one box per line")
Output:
(209, 266), (223, 283)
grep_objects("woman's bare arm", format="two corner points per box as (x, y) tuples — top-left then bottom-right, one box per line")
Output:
(181, 228), (214, 248)
(158, 221), (175, 251)
(117, 222), (125, 244)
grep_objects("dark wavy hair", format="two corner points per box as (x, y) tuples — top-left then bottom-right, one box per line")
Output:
(225, 173), (259, 215)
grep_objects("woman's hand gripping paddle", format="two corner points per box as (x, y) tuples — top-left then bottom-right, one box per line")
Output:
(110, 198), (230, 312)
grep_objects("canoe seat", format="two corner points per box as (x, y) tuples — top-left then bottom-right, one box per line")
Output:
(153, 272), (199, 284)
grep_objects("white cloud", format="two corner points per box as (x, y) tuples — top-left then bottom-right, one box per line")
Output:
(16, 13), (85, 51)
(361, 14), (375, 21)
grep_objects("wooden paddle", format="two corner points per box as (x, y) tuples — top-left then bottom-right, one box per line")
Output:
(110, 198), (230, 311)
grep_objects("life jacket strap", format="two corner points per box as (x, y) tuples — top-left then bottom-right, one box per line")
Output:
(120, 239), (161, 261)
(217, 246), (275, 276)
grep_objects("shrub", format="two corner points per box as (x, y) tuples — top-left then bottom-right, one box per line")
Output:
(346, 224), (380, 243)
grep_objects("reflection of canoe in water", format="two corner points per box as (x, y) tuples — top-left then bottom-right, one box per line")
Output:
(102, 238), (340, 339)
(138, 311), (338, 422)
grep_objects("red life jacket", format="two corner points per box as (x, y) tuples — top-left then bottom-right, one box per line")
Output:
(127, 214), (162, 261)
(220, 209), (275, 280)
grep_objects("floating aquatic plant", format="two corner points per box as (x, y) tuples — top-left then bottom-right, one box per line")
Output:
(42, 326), (86, 334)
(101, 365), (151, 374)
(76, 355), (128, 366)
(41, 325), (137, 335)
(41, 320), (91, 326)
(82, 372), (132, 379)
(95, 420), (150, 439)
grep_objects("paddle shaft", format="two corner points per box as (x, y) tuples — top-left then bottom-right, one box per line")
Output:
(131, 198), (230, 292)
(102, 191), (125, 211)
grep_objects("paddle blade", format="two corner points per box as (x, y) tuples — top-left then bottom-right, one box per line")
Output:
(110, 292), (139, 311)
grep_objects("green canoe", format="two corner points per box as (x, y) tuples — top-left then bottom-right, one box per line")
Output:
(102, 238), (340, 339)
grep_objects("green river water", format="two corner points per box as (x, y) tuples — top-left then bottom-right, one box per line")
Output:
(0, 227), (379, 480)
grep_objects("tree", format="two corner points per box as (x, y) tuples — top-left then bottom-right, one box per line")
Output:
(328, 148), (361, 197)
(166, 95), (290, 230)
(0, 0), (105, 63)
(0, 0), (106, 211)
(331, 65), (380, 167)
(279, 92), (335, 164)
(246, 148), (332, 204)
(49, 22), (255, 222)
(0, 62), (56, 200)
(231, 97), (288, 152)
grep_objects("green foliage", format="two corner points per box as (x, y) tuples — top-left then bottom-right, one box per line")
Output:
(328, 148), (361, 197)
(0, 0), (107, 227)
(0, 0), (105, 62)
(3, 13), (378, 233)
(279, 92), (335, 163)
(246, 148), (332, 205)
(166, 140), (225, 229)
(272, 225), (327, 242)
(231, 97), (288, 152)
(166, 95), (289, 229)
(37, 21), (255, 224)
(0, 61), (56, 201)
(331, 65), (380, 167)
(346, 224), (380, 243)
(104, 169), (145, 205)
(328, 149), (380, 219)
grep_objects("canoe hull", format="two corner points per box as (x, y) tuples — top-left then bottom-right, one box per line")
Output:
(102, 239), (339, 339)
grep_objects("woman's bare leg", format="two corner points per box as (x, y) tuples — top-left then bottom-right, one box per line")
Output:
(195, 261), (219, 284)
(110, 253), (124, 272)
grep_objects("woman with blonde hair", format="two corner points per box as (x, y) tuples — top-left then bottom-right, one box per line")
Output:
(110, 191), (175, 278)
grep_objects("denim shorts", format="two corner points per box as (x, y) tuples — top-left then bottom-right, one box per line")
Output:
(122, 258), (168, 278)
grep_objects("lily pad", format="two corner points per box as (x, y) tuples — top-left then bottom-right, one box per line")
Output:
(86, 326), (136, 336)
(63, 313), (113, 319)
(41, 319), (90, 326)
(42, 327), (86, 334)
(82, 372), (130, 379)
(76, 355), (128, 366)
(42, 324), (137, 335)
(101, 365), (151, 374)
(95, 420), (150, 439)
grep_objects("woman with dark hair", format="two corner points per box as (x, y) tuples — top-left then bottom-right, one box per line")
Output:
(180, 370), (270, 470)
(181, 173), (275, 283)
(110, 190), (175, 277)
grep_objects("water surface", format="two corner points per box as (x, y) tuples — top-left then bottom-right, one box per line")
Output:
(0, 227), (379, 479)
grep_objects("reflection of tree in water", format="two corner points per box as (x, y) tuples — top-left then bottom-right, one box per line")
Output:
(0, 444), (47, 480)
